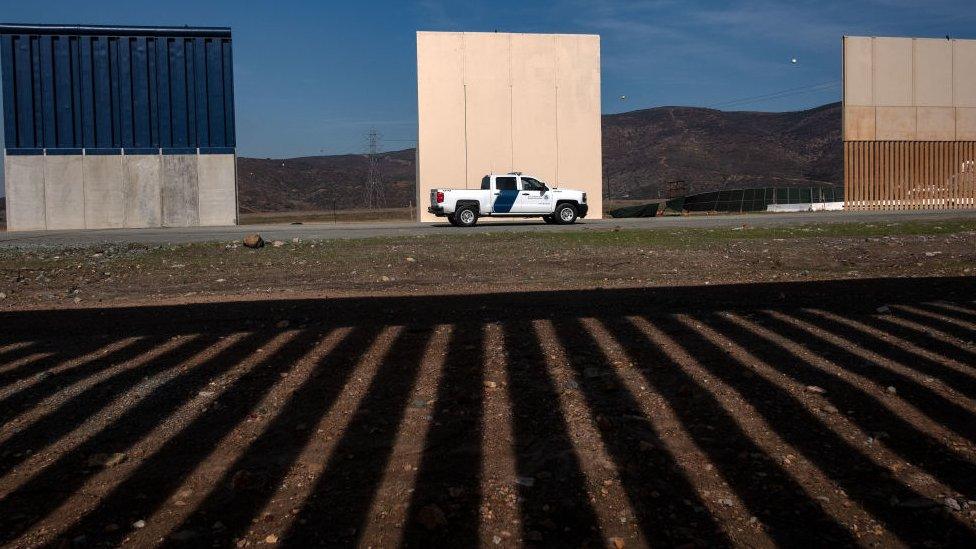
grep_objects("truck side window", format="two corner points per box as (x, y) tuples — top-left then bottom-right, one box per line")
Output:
(481, 176), (491, 190)
(521, 177), (545, 191)
(496, 177), (517, 191)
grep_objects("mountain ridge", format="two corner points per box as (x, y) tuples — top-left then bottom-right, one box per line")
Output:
(237, 101), (842, 212)
(1, 102), (842, 221)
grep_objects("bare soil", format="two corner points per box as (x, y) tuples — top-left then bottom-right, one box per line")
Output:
(0, 221), (974, 547)
(0, 220), (974, 310)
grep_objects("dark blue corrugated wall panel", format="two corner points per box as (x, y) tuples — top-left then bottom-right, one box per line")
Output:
(155, 38), (171, 148)
(30, 36), (43, 147)
(131, 38), (150, 148)
(93, 37), (112, 147)
(118, 37), (133, 147)
(0, 35), (16, 145)
(222, 40), (234, 147)
(206, 38), (225, 147)
(170, 38), (188, 148)
(79, 37), (95, 147)
(0, 25), (235, 152)
(38, 35), (56, 148)
(194, 37), (209, 147)
(53, 36), (74, 147)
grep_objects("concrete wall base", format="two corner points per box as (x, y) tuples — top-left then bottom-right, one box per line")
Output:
(3, 152), (237, 231)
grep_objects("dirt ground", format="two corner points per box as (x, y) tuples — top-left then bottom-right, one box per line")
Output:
(0, 220), (975, 547)
(0, 220), (974, 309)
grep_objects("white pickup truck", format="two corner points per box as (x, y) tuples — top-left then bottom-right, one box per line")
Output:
(428, 173), (589, 227)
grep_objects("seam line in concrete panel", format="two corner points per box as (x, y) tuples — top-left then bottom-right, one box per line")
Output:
(80, 151), (86, 229)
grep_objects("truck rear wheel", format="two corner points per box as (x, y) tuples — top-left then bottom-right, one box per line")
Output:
(555, 203), (578, 224)
(455, 205), (479, 227)
(447, 214), (460, 226)
(542, 215), (556, 224)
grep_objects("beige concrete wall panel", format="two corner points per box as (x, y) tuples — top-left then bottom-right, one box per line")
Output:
(873, 37), (913, 106)
(44, 155), (86, 229)
(875, 106), (917, 140)
(198, 154), (238, 226)
(5, 155), (46, 231)
(954, 40), (976, 108)
(463, 83), (514, 186)
(417, 31), (601, 221)
(161, 154), (199, 227)
(122, 154), (162, 228)
(461, 32), (511, 85)
(555, 35), (603, 216)
(956, 108), (976, 140)
(82, 155), (124, 229)
(844, 105), (877, 141)
(914, 39), (953, 107)
(916, 107), (956, 140)
(416, 32), (466, 222)
(844, 37), (874, 106)
(511, 34), (558, 185)
(462, 33), (514, 189)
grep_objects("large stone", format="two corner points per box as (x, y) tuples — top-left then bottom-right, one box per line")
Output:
(243, 233), (264, 248)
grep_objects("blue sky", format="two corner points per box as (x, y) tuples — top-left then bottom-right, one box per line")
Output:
(1, 0), (975, 158)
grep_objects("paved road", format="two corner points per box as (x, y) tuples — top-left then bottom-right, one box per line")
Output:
(2, 209), (975, 248)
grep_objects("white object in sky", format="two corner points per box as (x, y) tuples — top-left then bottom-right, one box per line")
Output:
(791, 57), (798, 64)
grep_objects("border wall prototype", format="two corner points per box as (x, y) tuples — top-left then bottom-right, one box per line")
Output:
(843, 36), (976, 210)
(1, 24), (238, 231)
(416, 31), (602, 222)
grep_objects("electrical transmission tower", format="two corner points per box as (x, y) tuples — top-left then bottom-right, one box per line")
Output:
(363, 129), (385, 209)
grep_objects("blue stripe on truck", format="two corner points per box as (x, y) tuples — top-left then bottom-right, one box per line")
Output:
(492, 190), (519, 213)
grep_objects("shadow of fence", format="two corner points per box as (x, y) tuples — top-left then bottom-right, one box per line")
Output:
(0, 276), (974, 547)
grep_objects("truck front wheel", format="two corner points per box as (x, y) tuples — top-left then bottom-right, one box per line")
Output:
(455, 206), (479, 227)
(542, 215), (556, 224)
(555, 203), (578, 224)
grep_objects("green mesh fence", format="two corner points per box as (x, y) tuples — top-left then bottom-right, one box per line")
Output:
(681, 186), (844, 213)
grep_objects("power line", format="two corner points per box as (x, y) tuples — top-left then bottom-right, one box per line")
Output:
(708, 80), (840, 109)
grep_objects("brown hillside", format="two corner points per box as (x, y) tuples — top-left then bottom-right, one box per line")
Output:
(237, 102), (841, 212)
(0, 103), (842, 218)
(602, 102), (842, 198)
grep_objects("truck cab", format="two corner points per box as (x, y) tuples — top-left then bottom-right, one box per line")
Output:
(428, 172), (588, 227)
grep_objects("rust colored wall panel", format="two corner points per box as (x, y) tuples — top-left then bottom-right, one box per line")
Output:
(844, 141), (976, 210)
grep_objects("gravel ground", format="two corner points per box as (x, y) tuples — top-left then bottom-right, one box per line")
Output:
(0, 221), (974, 547)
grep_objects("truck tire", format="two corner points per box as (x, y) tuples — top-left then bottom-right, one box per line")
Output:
(555, 203), (578, 224)
(542, 215), (556, 224)
(447, 214), (460, 226)
(455, 205), (479, 227)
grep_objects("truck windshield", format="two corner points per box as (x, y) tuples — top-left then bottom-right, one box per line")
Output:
(481, 176), (491, 190)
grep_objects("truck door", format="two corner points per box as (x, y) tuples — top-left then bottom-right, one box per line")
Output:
(491, 176), (520, 213)
(513, 176), (553, 213)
